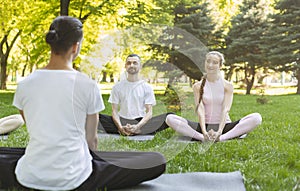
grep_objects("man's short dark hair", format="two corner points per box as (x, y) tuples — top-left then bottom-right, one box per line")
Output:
(126, 54), (141, 61)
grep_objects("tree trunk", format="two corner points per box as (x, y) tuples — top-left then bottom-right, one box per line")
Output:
(245, 66), (255, 95)
(110, 73), (114, 82)
(102, 71), (107, 82)
(0, 58), (7, 89)
(246, 79), (254, 95)
(296, 69), (300, 94)
(0, 31), (21, 89)
(257, 74), (268, 84)
(60, 0), (70, 16)
(225, 65), (234, 81)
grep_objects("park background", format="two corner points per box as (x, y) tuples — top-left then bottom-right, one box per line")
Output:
(0, 0), (299, 190)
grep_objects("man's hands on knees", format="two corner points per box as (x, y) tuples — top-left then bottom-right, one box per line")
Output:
(124, 124), (141, 134)
(118, 125), (132, 136)
(119, 124), (141, 136)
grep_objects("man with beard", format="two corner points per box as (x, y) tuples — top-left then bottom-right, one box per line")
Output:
(98, 54), (172, 135)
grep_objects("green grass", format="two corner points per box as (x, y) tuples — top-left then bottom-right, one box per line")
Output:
(1, 90), (300, 191)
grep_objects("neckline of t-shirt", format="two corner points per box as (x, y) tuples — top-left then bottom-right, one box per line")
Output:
(206, 77), (222, 84)
(125, 79), (144, 84)
(36, 69), (78, 73)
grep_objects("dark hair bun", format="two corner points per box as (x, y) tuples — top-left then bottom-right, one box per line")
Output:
(45, 30), (59, 44)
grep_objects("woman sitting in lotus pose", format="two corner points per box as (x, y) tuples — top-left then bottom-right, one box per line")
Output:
(166, 51), (262, 142)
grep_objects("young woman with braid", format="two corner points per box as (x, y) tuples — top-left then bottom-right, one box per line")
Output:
(166, 51), (262, 142)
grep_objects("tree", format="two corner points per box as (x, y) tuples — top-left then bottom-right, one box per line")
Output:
(175, 2), (217, 47)
(0, 30), (21, 90)
(0, 1), (27, 89)
(0, 0), (60, 89)
(69, 0), (173, 78)
(266, 0), (300, 94)
(145, 1), (218, 82)
(173, 1), (220, 80)
(1, 0), (153, 88)
(60, 0), (70, 15)
(225, 0), (271, 94)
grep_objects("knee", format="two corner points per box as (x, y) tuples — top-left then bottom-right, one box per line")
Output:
(154, 152), (166, 174)
(10, 114), (24, 127)
(154, 152), (166, 168)
(252, 113), (262, 126)
(146, 152), (166, 172)
(165, 114), (177, 126)
(16, 115), (25, 126)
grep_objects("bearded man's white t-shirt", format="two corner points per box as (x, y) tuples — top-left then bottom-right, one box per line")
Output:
(108, 80), (156, 119)
(13, 70), (104, 190)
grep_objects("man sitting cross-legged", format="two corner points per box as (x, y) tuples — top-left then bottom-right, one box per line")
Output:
(99, 54), (172, 135)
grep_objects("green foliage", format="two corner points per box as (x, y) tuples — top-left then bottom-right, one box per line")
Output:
(266, 0), (300, 68)
(265, 0), (300, 93)
(0, 0), (24, 89)
(1, 0), (299, 96)
(162, 85), (184, 113)
(175, 2), (217, 47)
(225, 0), (272, 94)
(209, 0), (243, 29)
(75, 0), (176, 80)
(256, 88), (269, 104)
(157, 1), (217, 80)
(141, 1), (221, 82)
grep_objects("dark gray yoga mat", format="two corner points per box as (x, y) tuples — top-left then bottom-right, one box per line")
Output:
(98, 133), (155, 141)
(113, 171), (246, 191)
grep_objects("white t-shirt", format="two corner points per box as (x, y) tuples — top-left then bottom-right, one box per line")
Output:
(108, 80), (156, 119)
(13, 70), (104, 191)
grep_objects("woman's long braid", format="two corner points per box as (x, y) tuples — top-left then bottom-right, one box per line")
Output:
(199, 75), (207, 104)
(195, 74), (207, 112)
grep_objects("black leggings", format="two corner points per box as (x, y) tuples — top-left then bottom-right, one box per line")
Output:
(187, 120), (241, 134)
(0, 147), (166, 191)
(98, 113), (173, 135)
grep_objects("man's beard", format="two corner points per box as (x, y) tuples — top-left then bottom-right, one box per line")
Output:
(127, 67), (139, 74)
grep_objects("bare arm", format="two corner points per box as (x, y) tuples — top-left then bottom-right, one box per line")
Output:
(217, 80), (234, 135)
(137, 104), (153, 128)
(111, 103), (131, 135)
(85, 113), (99, 151)
(193, 82), (208, 139)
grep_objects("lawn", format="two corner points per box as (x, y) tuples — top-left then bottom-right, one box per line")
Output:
(1, 90), (300, 191)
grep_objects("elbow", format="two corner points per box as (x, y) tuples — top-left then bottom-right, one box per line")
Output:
(225, 109), (230, 114)
(145, 109), (153, 119)
(223, 106), (231, 114)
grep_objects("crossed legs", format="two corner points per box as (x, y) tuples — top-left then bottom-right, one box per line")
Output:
(99, 113), (172, 135)
(77, 150), (166, 191)
(219, 113), (262, 141)
(166, 113), (262, 142)
(0, 148), (166, 191)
